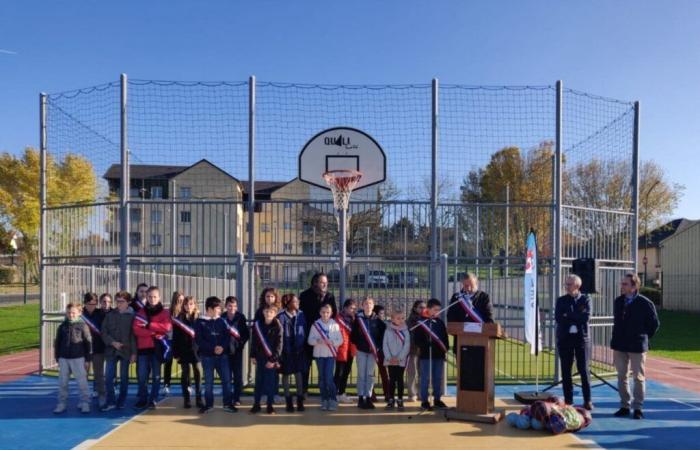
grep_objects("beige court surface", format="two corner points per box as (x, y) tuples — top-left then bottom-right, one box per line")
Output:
(93, 397), (593, 450)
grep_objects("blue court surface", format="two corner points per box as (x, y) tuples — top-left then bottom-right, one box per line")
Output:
(1, 375), (699, 450)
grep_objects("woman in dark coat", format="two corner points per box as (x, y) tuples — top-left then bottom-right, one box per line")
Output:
(172, 295), (202, 408)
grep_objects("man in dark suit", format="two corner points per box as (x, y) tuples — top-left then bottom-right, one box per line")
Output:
(611, 272), (660, 420)
(447, 273), (494, 324)
(555, 274), (593, 410)
(298, 272), (337, 394)
(447, 273), (494, 355)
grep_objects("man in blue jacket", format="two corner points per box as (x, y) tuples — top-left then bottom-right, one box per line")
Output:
(555, 274), (592, 410)
(611, 273), (660, 420)
(195, 296), (235, 414)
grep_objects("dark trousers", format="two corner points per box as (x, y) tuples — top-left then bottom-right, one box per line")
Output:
(559, 342), (591, 404)
(162, 355), (173, 387)
(387, 365), (406, 400)
(254, 357), (277, 405)
(333, 356), (354, 395)
(228, 352), (244, 403)
(302, 345), (313, 393)
(136, 353), (161, 404)
(105, 355), (130, 407)
(179, 361), (201, 401)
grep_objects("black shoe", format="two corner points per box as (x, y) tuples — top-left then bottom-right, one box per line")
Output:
(198, 405), (212, 414)
(365, 397), (376, 409)
(148, 401), (157, 410)
(267, 404), (276, 415)
(584, 401), (594, 411)
(223, 404), (238, 413)
(184, 399), (192, 409)
(296, 396), (305, 412)
(614, 407), (631, 417)
(133, 400), (148, 410)
(357, 396), (365, 409)
(196, 396), (204, 409)
(397, 399), (405, 411)
(385, 399), (395, 410)
(434, 399), (447, 409)
(420, 401), (433, 411)
(250, 403), (261, 414)
(285, 396), (295, 413)
(633, 409), (644, 419)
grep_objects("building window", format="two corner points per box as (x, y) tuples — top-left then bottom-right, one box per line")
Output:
(151, 186), (163, 199)
(284, 202), (292, 209)
(283, 243), (293, 253)
(129, 207), (141, 223)
(302, 222), (315, 234)
(261, 223), (270, 233)
(258, 265), (271, 281)
(180, 211), (191, 223)
(302, 242), (314, 255)
(129, 232), (141, 247)
(179, 234), (191, 249)
(283, 222), (292, 230)
(151, 209), (162, 224)
(130, 188), (140, 198)
(151, 234), (162, 247)
(179, 186), (192, 199)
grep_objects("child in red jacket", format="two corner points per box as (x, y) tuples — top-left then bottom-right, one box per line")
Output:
(334, 298), (357, 404)
(132, 286), (172, 410)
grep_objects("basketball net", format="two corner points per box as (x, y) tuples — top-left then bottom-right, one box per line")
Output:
(323, 169), (362, 233)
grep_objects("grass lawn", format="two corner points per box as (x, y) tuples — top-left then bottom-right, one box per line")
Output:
(0, 303), (40, 355)
(649, 309), (700, 365)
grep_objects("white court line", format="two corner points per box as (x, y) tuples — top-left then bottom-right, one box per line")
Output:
(669, 398), (700, 410)
(72, 406), (150, 450)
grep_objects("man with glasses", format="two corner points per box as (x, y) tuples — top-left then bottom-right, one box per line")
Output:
(611, 273), (660, 420)
(555, 274), (592, 410)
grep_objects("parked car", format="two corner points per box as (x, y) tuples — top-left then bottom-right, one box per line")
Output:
(388, 271), (420, 287)
(366, 270), (389, 288)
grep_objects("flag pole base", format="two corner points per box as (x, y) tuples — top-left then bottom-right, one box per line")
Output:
(513, 391), (551, 405)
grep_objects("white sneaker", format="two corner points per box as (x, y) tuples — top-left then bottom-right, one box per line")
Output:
(80, 402), (91, 414)
(160, 386), (170, 396)
(53, 403), (67, 414)
(338, 393), (351, 404)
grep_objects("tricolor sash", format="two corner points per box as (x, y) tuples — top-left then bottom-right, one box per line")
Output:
(357, 316), (378, 362)
(253, 321), (273, 358)
(394, 328), (406, 345)
(81, 314), (101, 335)
(172, 317), (195, 338)
(417, 319), (447, 353)
(155, 334), (172, 360)
(336, 315), (352, 333)
(313, 320), (338, 358)
(458, 293), (484, 323)
(134, 314), (149, 327)
(135, 299), (145, 309)
(223, 317), (241, 340)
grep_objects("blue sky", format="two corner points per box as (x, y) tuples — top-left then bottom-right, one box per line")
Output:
(1, 0), (698, 217)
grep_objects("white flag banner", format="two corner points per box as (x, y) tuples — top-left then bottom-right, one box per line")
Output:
(524, 231), (541, 355)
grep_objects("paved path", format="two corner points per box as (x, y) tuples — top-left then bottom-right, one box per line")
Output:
(0, 349), (39, 383)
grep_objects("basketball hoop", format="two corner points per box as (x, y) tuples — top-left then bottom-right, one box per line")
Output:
(322, 169), (362, 211)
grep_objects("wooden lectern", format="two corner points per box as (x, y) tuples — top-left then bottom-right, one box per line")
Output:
(445, 322), (505, 424)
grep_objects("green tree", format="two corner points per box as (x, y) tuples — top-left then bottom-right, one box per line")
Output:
(0, 148), (97, 279)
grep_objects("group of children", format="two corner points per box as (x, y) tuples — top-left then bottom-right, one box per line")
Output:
(54, 282), (451, 416)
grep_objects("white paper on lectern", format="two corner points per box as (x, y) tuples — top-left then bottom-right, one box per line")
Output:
(464, 322), (483, 333)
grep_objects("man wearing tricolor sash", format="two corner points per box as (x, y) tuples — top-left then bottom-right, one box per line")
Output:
(308, 304), (343, 411)
(132, 286), (172, 410)
(350, 297), (386, 410)
(447, 273), (494, 355)
(414, 299), (449, 411)
(83, 292), (106, 408)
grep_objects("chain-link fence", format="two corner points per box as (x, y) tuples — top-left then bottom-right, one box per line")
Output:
(40, 76), (638, 386)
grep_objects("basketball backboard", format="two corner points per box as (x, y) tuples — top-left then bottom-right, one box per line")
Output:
(299, 127), (386, 191)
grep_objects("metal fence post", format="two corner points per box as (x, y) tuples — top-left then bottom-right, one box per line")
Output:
(39, 92), (47, 373)
(247, 76), (256, 316)
(552, 80), (564, 382)
(119, 74), (130, 291)
(631, 101), (640, 272)
(90, 265), (96, 293)
(440, 253), (449, 395)
(430, 78), (439, 299)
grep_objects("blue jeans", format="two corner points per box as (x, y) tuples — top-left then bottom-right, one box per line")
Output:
(201, 355), (232, 408)
(228, 352), (244, 403)
(356, 351), (376, 397)
(105, 355), (130, 407)
(254, 357), (277, 405)
(419, 358), (444, 403)
(137, 352), (161, 404)
(315, 357), (337, 401)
